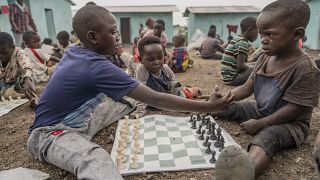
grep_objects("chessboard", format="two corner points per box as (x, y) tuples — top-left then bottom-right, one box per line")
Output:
(110, 114), (240, 175)
(0, 96), (28, 117)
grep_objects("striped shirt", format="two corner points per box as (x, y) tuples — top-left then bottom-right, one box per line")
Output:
(9, 2), (37, 33)
(221, 35), (249, 82)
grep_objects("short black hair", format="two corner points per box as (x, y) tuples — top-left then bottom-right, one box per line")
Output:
(42, 38), (52, 45)
(0, 32), (14, 46)
(56, 31), (69, 40)
(155, 19), (165, 28)
(261, 0), (310, 29)
(86, 1), (96, 5)
(173, 34), (185, 46)
(145, 18), (153, 26)
(138, 36), (161, 57)
(240, 17), (257, 33)
(23, 31), (38, 43)
(73, 5), (111, 44)
(207, 29), (216, 38)
(209, 25), (216, 31)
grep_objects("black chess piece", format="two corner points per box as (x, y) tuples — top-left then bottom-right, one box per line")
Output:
(205, 118), (211, 129)
(217, 127), (222, 136)
(207, 124), (212, 135)
(201, 118), (206, 126)
(205, 142), (212, 154)
(214, 135), (221, 148)
(199, 129), (205, 140)
(219, 136), (225, 152)
(196, 113), (201, 121)
(189, 114), (194, 123)
(211, 122), (216, 131)
(203, 136), (210, 147)
(191, 119), (197, 129)
(196, 124), (202, 134)
(210, 150), (216, 163)
(210, 127), (217, 140)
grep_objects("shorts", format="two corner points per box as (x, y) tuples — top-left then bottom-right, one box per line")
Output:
(218, 101), (297, 158)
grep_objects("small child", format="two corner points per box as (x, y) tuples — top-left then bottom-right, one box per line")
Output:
(0, 32), (38, 108)
(171, 34), (192, 73)
(140, 18), (154, 37)
(56, 31), (72, 57)
(215, 0), (320, 178)
(221, 17), (258, 86)
(200, 29), (225, 60)
(23, 31), (60, 83)
(27, 6), (232, 180)
(143, 19), (169, 63)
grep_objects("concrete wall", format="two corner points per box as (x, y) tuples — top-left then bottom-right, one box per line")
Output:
(188, 12), (260, 47)
(1, 0), (72, 42)
(113, 12), (174, 44)
(305, 0), (320, 49)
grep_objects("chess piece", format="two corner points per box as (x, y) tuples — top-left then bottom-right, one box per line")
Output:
(199, 129), (205, 140)
(210, 127), (217, 140)
(201, 118), (206, 126)
(189, 114), (194, 122)
(217, 127), (222, 136)
(205, 142), (212, 154)
(210, 150), (216, 163)
(130, 154), (139, 169)
(206, 118), (211, 129)
(207, 124), (212, 135)
(1, 96), (5, 101)
(203, 136), (210, 147)
(8, 96), (13, 101)
(196, 125), (203, 134)
(17, 96), (21, 100)
(211, 122), (216, 131)
(191, 119), (197, 129)
(219, 137), (225, 152)
(214, 136), (221, 148)
(196, 113), (201, 121)
(117, 156), (125, 169)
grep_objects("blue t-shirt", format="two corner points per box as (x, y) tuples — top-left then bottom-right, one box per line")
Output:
(29, 45), (139, 132)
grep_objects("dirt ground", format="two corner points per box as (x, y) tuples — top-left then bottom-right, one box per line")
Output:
(0, 48), (320, 180)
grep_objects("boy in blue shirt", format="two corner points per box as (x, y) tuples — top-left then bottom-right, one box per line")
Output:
(27, 5), (233, 180)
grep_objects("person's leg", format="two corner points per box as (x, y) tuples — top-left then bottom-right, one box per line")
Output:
(12, 32), (23, 47)
(229, 67), (254, 86)
(27, 126), (123, 180)
(217, 101), (260, 123)
(313, 130), (320, 175)
(249, 124), (296, 176)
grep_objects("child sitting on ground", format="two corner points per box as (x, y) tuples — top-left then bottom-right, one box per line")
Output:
(200, 29), (225, 60)
(23, 31), (60, 83)
(215, 1), (320, 179)
(170, 34), (193, 73)
(220, 17), (258, 86)
(0, 32), (38, 108)
(144, 19), (170, 64)
(131, 36), (202, 116)
(27, 6), (233, 180)
(56, 31), (72, 57)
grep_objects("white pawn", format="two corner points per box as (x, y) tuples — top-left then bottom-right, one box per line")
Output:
(130, 154), (139, 169)
(117, 156), (125, 170)
(8, 96), (13, 101)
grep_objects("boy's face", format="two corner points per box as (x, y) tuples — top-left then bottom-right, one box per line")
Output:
(247, 27), (258, 42)
(257, 12), (297, 56)
(141, 44), (164, 74)
(57, 38), (69, 47)
(88, 14), (119, 55)
(154, 23), (164, 37)
(0, 45), (14, 64)
(26, 35), (41, 49)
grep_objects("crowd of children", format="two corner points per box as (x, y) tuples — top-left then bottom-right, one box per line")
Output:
(1, 0), (320, 179)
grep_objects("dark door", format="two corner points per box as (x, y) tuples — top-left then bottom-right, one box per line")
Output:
(120, 18), (131, 44)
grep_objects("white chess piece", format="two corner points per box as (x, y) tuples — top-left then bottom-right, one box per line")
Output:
(8, 96), (13, 101)
(117, 156), (125, 170)
(1, 96), (5, 102)
(130, 154), (139, 169)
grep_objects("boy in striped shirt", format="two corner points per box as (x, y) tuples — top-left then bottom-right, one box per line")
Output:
(221, 17), (258, 86)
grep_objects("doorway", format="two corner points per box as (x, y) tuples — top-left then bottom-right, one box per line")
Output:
(45, 8), (56, 40)
(120, 18), (131, 44)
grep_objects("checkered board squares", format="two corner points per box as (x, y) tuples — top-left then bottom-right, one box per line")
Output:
(110, 115), (240, 175)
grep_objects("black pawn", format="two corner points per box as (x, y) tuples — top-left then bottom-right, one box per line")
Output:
(203, 136), (210, 147)
(217, 127), (222, 136)
(219, 137), (225, 152)
(191, 119), (197, 129)
(210, 127), (217, 140)
(211, 122), (216, 132)
(207, 124), (212, 135)
(199, 129), (205, 140)
(214, 137), (221, 148)
(196, 124), (202, 134)
(210, 150), (216, 163)
(201, 118), (206, 126)
(205, 142), (212, 154)
(205, 118), (211, 129)
(189, 114), (194, 123)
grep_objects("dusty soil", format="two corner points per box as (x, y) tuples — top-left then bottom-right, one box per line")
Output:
(0, 49), (320, 180)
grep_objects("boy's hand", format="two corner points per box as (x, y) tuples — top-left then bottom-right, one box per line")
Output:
(240, 119), (264, 135)
(208, 89), (234, 111)
(23, 78), (37, 100)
